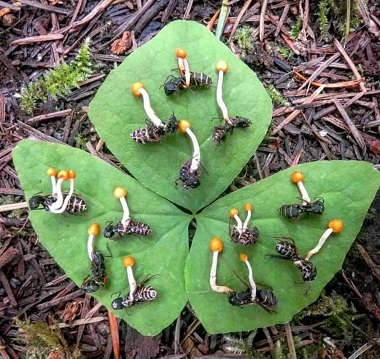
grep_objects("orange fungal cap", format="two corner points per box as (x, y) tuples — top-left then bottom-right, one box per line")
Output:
(244, 203), (252, 211)
(131, 82), (144, 96)
(239, 253), (248, 262)
(123, 256), (135, 267)
(229, 208), (239, 217)
(47, 167), (58, 177)
(328, 219), (343, 233)
(209, 237), (223, 252)
(291, 171), (305, 183)
(114, 186), (127, 199)
(216, 60), (228, 73)
(58, 170), (70, 180)
(68, 170), (76, 179)
(87, 223), (99, 236)
(178, 120), (190, 133)
(175, 48), (187, 58)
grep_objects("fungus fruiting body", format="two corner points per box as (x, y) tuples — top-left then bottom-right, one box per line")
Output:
(29, 168), (86, 214)
(103, 187), (152, 239)
(177, 120), (202, 189)
(291, 171), (310, 205)
(131, 82), (177, 142)
(239, 253), (256, 302)
(229, 204), (259, 245)
(176, 48), (190, 86)
(305, 219), (343, 260)
(213, 60), (251, 145)
(209, 237), (233, 294)
(81, 223), (106, 293)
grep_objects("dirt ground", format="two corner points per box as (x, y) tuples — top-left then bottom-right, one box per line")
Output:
(0, 0), (379, 358)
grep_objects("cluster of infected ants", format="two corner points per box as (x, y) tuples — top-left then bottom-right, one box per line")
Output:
(129, 49), (253, 190)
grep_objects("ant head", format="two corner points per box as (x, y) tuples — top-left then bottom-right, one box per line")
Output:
(28, 193), (44, 209)
(111, 295), (124, 310)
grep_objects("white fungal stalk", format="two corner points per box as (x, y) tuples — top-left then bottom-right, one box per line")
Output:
(242, 203), (252, 230)
(305, 219), (343, 260)
(49, 170), (69, 210)
(179, 120), (200, 172)
(47, 168), (58, 195)
(50, 171), (76, 214)
(216, 60), (232, 124)
(113, 187), (130, 225)
(229, 208), (243, 234)
(291, 171), (310, 205)
(240, 254), (256, 302)
(131, 82), (164, 127)
(209, 238), (233, 294)
(176, 48), (190, 87)
(87, 223), (99, 261)
(123, 256), (137, 301)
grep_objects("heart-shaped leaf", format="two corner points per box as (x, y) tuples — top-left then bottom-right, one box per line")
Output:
(13, 140), (190, 336)
(88, 20), (272, 212)
(186, 161), (380, 333)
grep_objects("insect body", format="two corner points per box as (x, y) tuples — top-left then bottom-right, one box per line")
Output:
(230, 226), (259, 246)
(278, 204), (303, 219)
(162, 75), (187, 96)
(275, 237), (299, 259)
(302, 197), (324, 215)
(256, 288), (278, 312)
(111, 276), (157, 309)
(176, 160), (201, 189)
(81, 251), (106, 293)
(212, 117), (252, 146)
(294, 258), (317, 282)
(279, 197), (325, 219)
(104, 220), (152, 240)
(189, 72), (213, 87)
(228, 288), (277, 312)
(29, 193), (87, 214)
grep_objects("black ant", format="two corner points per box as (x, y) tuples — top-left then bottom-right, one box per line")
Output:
(111, 275), (157, 309)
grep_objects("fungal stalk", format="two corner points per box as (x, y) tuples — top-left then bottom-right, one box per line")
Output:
(305, 219), (343, 260)
(87, 223), (99, 261)
(47, 167), (58, 195)
(242, 203), (252, 230)
(123, 256), (137, 302)
(50, 170), (76, 214)
(131, 82), (164, 128)
(215, 60), (231, 123)
(239, 253), (257, 302)
(229, 208), (243, 234)
(49, 170), (70, 210)
(114, 186), (130, 224)
(291, 171), (310, 205)
(178, 120), (200, 172)
(176, 48), (190, 87)
(209, 237), (233, 294)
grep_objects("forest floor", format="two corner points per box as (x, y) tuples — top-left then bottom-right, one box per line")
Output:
(0, 0), (379, 358)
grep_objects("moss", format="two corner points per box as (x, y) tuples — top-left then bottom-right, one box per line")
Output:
(297, 291), (363, 337)
(21, 38), (93, 115)
(290, 18), (302, 40)
(266, 85), (290, 106)
(16, 318), (85, 359)
(232, 25), (254, 58)
(317, 0), (362, 41)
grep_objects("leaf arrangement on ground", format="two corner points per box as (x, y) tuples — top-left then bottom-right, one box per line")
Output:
(13, 21), (380, 335)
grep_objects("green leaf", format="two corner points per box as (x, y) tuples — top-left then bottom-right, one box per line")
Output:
(185, 161), (380, 333)
(13, 140), (189, 336)
(88, 20), (272, 212)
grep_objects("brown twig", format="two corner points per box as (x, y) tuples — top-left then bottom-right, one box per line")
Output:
(333, 38), (367, 92)
(356, 244), (380, 281)
(259, 0), (268, 42)
(228, 0), (253, 42)
(10, 33), (64, 46)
